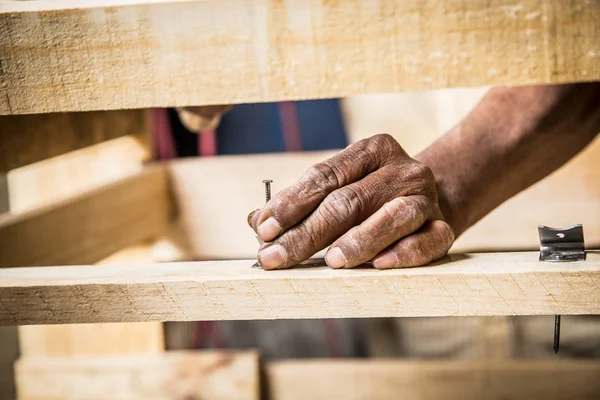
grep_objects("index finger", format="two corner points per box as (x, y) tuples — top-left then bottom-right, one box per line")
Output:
(252, 134), (404, 242)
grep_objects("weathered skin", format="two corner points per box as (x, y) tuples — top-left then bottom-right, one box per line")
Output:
(250, 83), (600, 270)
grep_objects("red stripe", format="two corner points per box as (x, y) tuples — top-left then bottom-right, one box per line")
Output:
(150, 109), (177, 160)
(198, 128), (217, 157)
(279, 102), (302, 152)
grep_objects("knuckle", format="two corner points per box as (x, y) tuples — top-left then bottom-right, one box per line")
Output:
(324, 186), (364, 221)
(305, 162), (342, 193)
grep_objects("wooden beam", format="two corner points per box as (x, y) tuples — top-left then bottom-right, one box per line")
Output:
(7, 134), (150, 212)
(265, 359), (600, 400)
(0, 166), (171, 267)
(15, 351), (259, 400)
(0, 110), (148, 173)
(1, 252), (600, 325)
(168, 151), (600, 259)
(1, 0), (599, 115)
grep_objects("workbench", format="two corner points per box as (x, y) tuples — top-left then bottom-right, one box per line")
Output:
(1, 0), (600, 398)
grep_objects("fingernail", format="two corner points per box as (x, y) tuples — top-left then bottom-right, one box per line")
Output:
(326, 247), (347, 269)
(258, 245), (287, 269)
(247, 209), (259, 227)
(373, 252), (398, 269)
(257, 217), (281, 241)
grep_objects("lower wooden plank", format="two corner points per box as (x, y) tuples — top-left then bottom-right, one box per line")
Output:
(0, 166), (171, 267)
(1, 252), (600, 325)
(15, 351), (259, 400)
(266, 359), (600, 400)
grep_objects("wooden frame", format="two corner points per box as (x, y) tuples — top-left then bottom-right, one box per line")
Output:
(3, 1), (600, 398)
(2, 0), (600, 114)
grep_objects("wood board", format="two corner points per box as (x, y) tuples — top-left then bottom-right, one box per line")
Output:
(2, 252), (600, 325)
(15, 351), (259, 400)
(0, 110), (148, 173)
(7, 134), (150, 212)
(0, 166), (171, 267)
(1, 0), (599, 114)
(266, 359), (600, 400)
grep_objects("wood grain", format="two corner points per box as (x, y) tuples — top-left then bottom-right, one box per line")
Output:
(1, 0), (599, 114)
(15, 351), (259, 400)
(0, 166), (171, 267)
(266, 359), (600, 400)
(7, 134), (150, 212)
(17, 243), (170, 357)
(0, 110), (148, 173)
(1, 252), (600, 325)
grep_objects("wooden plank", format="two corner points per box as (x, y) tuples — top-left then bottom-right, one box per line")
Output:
(1, 251), (600, 325)
(0, 110), (148, 173)
(1, 0), (599, 115)
(17, 244), (170, 357)
(15, 351), (259, 400)
(7, 134), (150, 212)
(0, 166), (171, 267)
(168, 150), (600, 259)
(265, 359), (600, 400)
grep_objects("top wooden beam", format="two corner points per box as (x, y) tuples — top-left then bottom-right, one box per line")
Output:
(1, 251), (600, 326)
(1, 0), (599, 115)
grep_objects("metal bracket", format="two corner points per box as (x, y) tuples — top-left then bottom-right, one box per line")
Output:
(538, 224), (585, 354)
(538, 224), (585, 262)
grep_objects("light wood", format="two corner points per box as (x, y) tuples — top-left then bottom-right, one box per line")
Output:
(1, 0), (599, 115)
(17, 244), (171, 357)
(15, 351), (259, 400)
(2, 251), (600, 325)
(0, 110), (148, 173)
(0, 166), (171, 267)
(266, 359), (600, 400)
(7, 134), (150, 212)
(168, 150), (600, 259)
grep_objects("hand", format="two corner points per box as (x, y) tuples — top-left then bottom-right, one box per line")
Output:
(249, 134), (454, 270)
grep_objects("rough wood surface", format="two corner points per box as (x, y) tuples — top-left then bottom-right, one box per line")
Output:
(168, 151), (600, 259)
(7, 134), (150, 212)
(15, 351), (259, 400)
(0, 166), (171, 267)
(0, 110), (148, 173)
(1, 252), (600, 325)
(266, 359), (600, 400)
(1, 0), (599, 114)
(17, 242), (170, 357)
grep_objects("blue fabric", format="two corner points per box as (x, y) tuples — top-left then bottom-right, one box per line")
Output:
(296, 100), (347, 151)
(216, 99), (348, 154)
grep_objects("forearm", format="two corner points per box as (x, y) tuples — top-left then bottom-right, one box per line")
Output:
(416, 83), (600, 237)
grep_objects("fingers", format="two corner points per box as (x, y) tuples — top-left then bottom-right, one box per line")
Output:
(252, 134), (405, 242)
(372, 220), (454, 269)
(325, 195), (432, 268)
(257, 169), (396, 269)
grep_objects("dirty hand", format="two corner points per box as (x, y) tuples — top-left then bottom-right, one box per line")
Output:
(249, 134), (454, 270)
